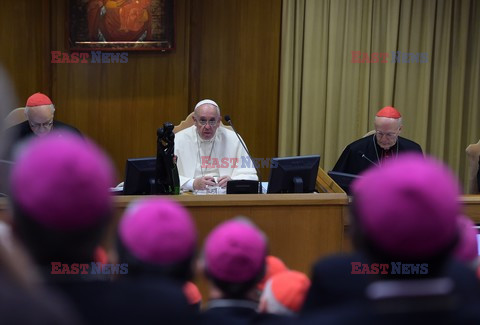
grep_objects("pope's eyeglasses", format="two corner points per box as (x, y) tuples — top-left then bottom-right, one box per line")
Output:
(197, 119), (218, 126)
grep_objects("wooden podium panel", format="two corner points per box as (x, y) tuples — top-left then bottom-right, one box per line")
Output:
(460, 195), (480, 222)
(0, 192), (349, 276)
(110, 193), (349, 275)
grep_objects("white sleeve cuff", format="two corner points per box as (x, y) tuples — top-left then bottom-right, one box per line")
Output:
(182, 179), (194, 191)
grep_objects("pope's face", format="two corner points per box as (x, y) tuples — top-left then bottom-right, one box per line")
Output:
(193, 104), (220, 140)
(374, 117), (402, 150)
(26, 105), (55, 137)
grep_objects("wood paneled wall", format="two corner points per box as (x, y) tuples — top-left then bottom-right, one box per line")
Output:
(189, 0), (281, 180)
(0, 1), (51, 106)
(0, 0), (281, 181)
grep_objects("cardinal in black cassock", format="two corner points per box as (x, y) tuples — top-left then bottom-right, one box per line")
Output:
(332, 106), (423, 176)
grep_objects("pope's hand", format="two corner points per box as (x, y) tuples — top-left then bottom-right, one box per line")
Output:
(217, 176), (231, 188)
(193, 176), (217, 190)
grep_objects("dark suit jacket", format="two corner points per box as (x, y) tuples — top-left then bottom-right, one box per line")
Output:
(51, 276), (195, 325)
(301, 253), (480, 324)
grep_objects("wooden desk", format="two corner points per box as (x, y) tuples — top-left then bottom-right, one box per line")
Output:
(111, 193), (350, 275)
(460, 195), (480, 222)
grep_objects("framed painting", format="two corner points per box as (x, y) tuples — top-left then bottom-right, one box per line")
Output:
(68, 0), (175, 51)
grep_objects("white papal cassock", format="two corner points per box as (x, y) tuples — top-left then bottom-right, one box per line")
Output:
(174, 125), (258, 190)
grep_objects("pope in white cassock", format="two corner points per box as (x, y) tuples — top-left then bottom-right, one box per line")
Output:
(174, 99), (258, 191)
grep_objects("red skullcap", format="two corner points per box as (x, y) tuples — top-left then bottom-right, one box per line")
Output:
(26, 93), (53, 107)
(261, 270), (311, 314)
(376, 106), (401, 119)
(257, 255), (288, 291)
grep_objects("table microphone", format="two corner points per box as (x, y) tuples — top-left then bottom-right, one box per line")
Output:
(224, 115), (262, 192)
(359, 152), (379, 167)
(0, 160), (14, 165)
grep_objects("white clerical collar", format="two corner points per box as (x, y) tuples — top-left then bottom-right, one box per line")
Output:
(197, 130), (217, 143)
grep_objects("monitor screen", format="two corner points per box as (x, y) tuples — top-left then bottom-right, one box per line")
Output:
(124, 157), (156, 195)
(475, 226), (480, 256)
(327, 171), (360, 195)
(267, 155), (320, 193)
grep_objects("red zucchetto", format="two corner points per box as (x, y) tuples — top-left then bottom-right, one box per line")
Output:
(26, 92), (53, 107)
(376, 106), (401, 119)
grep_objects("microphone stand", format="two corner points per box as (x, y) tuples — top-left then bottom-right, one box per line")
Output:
(224, 115), (262, 193)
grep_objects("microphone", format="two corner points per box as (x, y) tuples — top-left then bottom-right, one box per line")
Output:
(224, 115), (262, 192)
(0, 160), (14, 165)
(359, 152), (379, 167)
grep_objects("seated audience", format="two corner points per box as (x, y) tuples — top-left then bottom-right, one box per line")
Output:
(259, 270), (310, 316)
(199, 218), (286, 324)
(0, 221), (78, 323)
(302, 154), (480, 323)
(255, 255), (289, 301)
(117, 197), (199, 321)
(9, 132), (192, 324)
(257, 255), (289, 292)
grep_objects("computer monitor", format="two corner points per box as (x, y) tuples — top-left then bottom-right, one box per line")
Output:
(123, 157), (156, 195)
(267, 155), (320, 193)
(475, 225), (480, 256)
(327, 171), (360, 195)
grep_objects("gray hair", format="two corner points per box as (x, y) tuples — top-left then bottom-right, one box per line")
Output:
(24, 104), (55, 115)
(374, 116), (403, 127)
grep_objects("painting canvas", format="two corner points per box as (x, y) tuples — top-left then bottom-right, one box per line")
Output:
(69, 0), (174, 51)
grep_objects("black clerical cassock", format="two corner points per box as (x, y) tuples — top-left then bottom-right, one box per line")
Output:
(332, 134), (423, 176)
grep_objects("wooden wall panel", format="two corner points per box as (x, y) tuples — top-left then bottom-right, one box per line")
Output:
(50, 0), (192, 181)
(2, 0), (281, 183)
(0, 0), (51, 107)
(189, 0), (282, 180)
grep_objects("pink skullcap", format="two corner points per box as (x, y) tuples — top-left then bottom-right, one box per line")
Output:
(26, 92), (53, 107)
(261, 271), (311, 314)
(194, 99), (219, 110)
(119, 198), (197, 265)
(205, 219), (267, 283)
(453, 215), (479, 263)
(376, 106), (401, 118)
(10, 132), (114, 231)
(352, 154), (460, 259)
(257, 255), (288, 291)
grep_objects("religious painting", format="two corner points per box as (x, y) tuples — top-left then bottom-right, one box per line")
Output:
(68, 0), (174, 51)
